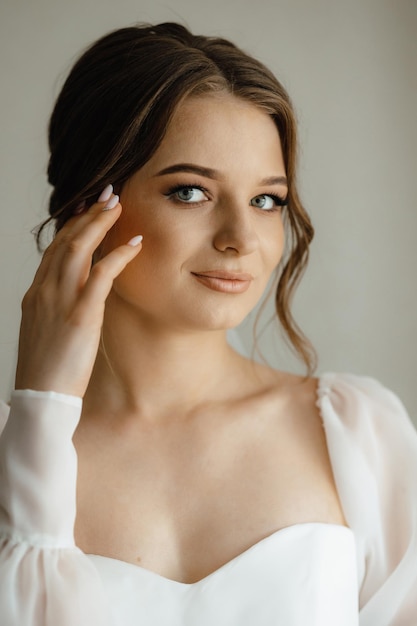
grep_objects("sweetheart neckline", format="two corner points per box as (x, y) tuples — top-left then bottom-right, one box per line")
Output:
(87, 522), (354, 587)
(86, 375), (347, 587)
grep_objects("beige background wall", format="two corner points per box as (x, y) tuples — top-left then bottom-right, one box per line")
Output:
(1, 0), (416, 421)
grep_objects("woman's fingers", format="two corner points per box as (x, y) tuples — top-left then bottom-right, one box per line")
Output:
(31, 186), (138, 308)
(53, 200), (123, 296)
(31, 189), (121, 289)
(75, 237), (143, 319)
(16, 183), (143, 396)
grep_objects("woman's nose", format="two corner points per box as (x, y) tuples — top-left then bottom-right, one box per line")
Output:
(212, 199), (258, 256)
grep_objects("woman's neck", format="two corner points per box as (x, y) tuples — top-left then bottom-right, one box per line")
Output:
(82, 309), (246, 423)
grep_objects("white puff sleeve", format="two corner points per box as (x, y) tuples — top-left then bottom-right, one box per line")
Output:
(0, 390), (112, 626)
(318, 373), (417, 626)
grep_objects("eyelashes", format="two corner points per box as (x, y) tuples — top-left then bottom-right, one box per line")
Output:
(164, 183), (209, 205)
(250, 194), (288, 211)
(163, 182), (287, 212)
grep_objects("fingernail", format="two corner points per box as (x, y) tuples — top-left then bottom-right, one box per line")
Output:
(98, 184), (113, 202)
(127, 235), (143, 246)
(74, 201), (86, 214)
(103, 194), (119, 210)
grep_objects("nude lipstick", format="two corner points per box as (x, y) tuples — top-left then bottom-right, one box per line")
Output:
(191, 270), (253, 294)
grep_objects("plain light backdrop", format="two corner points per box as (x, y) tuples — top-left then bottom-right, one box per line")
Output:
(1, 0), (416, 422)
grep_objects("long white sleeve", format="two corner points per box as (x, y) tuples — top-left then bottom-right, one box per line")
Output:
(318, 373), (417, 625)
(0, 391), (112, 626)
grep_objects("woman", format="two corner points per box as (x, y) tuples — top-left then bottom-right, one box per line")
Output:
(0, 22), (416, 626)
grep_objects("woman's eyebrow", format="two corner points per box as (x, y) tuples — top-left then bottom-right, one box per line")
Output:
(261, 176), (288, 187)
(154, 163), (288, 187)
(154, 163), (222, 179)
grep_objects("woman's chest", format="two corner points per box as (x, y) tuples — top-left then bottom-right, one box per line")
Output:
(73, 404), (345, 584)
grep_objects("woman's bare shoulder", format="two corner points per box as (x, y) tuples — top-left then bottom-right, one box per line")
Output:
(233, 359), (346, 526)
(237, 357), (319, 411)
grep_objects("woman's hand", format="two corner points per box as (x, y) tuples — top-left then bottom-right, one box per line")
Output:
(14, 184), (142, 398)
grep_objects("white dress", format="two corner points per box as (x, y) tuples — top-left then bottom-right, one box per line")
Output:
(0, 373), (416, 625)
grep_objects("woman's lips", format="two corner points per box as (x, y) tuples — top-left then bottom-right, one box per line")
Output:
(191, 270), (253, 294)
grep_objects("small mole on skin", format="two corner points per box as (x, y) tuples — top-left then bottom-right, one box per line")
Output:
(136, 556), (141, 563)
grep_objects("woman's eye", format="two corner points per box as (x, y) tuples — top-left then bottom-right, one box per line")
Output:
(250, 194), (285, 211)
(172, 186), (208, 203)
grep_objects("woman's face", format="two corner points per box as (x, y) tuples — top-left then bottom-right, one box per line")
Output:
(103, 93), (287, 331)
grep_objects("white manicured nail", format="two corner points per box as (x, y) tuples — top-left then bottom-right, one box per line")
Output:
(98, 184), (113, 202)
(127, 235), (143, 246)
(103, 194), (119, 210)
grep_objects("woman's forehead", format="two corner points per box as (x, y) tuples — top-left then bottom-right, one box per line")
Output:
(139, 94), (284, 178)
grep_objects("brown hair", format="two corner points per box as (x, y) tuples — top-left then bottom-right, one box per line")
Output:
(39, 22), (316, 372)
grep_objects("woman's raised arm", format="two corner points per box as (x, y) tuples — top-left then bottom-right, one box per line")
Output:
(0, 186), (142, 625)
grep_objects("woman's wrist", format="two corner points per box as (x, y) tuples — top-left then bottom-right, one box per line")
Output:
(12, 388), (83, 408)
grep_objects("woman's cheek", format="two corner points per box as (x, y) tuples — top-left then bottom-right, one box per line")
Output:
(262, 223), (285, 270)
